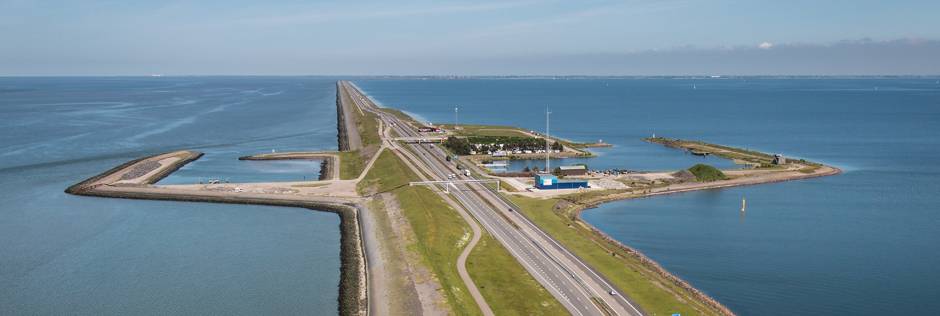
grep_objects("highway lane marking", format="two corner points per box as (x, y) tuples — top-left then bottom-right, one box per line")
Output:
(353, 83), (621, 316)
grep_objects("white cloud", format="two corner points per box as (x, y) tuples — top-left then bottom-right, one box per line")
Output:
(758, 42), (774, 49)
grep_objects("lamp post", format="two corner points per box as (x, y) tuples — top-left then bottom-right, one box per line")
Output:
(545, 108), (551, 172)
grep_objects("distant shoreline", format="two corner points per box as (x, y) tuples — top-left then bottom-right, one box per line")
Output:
(5, 75), (939, 79)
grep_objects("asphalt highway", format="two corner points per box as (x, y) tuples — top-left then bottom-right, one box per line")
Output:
(340, 81), (644, 316)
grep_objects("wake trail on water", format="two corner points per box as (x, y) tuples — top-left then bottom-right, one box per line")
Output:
(0, 131), (323, 175)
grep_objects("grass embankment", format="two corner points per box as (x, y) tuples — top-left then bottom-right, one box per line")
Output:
(647, 136), (822, 170)
(356, 108), (382, 148)
(337, 86), (383, 180)
(688, 164), (728, 182)
(380, 108), (421, 126)
(360, 150), (563, 315)
(647, 137), (773, 163)
(467, 235), (566, 315)
(439, 124), (533, 138)
(339, 151), (365, 180)
(508, 195), (728, 316)
(340, 82), (381, 148)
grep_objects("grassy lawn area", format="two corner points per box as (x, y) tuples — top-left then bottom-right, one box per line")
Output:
(338, 151), (365, 180)
(467, 234), (567, 316)
(360, 150), (479, 314)
(688, 164), (728, 182)
(380, 108), (421, 126)
(341, 87), (381, 148)
(439, 124), (533, 138)
(357, 108), (382, 148)
(338, 84), (381, 180)
(646, 137), (779, 166)
(396, 185), (480, 315)
(356, 149), (412, 194)
(507, 195), (727, 316)
(360, 149), (565, 315)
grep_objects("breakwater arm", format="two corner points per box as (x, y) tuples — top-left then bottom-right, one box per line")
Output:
(65, 151), (369, 316)
(65, 150), (203, 194)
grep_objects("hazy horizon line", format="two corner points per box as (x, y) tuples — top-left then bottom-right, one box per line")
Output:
(2, 74), (939, 78)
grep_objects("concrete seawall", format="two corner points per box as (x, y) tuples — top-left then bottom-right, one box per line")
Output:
(65, 151), (368, 316)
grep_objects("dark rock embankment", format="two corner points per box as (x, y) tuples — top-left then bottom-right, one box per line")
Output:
(239, 153), (337, 181)
(65, 151), (203, 194)
(337, 82), (351, 152)
(65, 152), (367, 315)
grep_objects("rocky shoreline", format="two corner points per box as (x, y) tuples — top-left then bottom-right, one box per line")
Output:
(66, 149), (367, 315)
(566, 163), (842, 316)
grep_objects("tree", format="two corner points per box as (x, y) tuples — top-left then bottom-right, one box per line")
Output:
(532, 166), (540, 172)
(522, 166), (531, 172)
(444, 136), (472, 155)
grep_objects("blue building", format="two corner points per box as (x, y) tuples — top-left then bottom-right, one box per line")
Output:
(534, 174), (589, 190)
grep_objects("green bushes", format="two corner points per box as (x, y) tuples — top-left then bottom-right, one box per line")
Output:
(444, 135), (561, 155)
(444, 136), (473, 155)
(688, 164), (727, 182)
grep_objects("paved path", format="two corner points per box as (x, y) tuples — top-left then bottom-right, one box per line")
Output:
(389, 131), (495, 316)
(337, 82), (363, 151)
(343, 80), (494, 315)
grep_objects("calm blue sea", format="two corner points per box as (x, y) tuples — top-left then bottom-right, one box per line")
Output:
(356, 78), (940, 315)
(0, 77), (342, 315)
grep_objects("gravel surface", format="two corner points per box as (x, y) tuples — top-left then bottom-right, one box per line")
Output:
(119, 160), (161, 180)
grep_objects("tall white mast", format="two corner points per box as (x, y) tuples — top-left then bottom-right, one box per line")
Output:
(545, 107), (551, 172)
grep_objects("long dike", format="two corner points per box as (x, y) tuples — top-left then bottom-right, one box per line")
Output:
(337, 82), (351, 151)
(336, 81), (362, 152)
(65, 82), (370, 316)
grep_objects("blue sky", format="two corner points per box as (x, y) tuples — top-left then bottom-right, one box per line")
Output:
(2, 0), (939, 75)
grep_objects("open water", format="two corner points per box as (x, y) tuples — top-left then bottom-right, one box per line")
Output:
(356, 78), (940, 315)
(0, 77), (342, 315)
